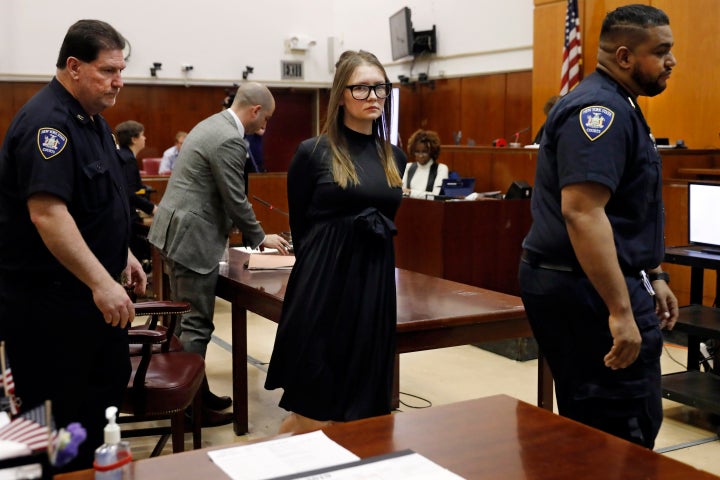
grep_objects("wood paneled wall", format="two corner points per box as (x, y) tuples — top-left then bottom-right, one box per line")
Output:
(1, 70), (532, 168)
(0, 83), (317, 173)
(533, 0), (720, 150)
(396, 71), (533, 149)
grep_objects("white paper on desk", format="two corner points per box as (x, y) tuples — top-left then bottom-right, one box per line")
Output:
(274, 450), (465, 480)
(207, 430), (360, 480)
(245, 253), (295, 270)
(233, 247), (282, 254)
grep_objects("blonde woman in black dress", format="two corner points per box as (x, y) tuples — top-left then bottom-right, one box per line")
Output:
(265, 50), (407, 434)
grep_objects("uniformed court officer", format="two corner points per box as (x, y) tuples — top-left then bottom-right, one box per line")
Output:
(519, 4), (678, 449)
(0, 20), (146, 471)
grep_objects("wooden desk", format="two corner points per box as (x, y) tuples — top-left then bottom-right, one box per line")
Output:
(665, 245), (720, 305)
(394, 197), (531, 296)
(139, 175), (170, 204)
(55, 395), (720, 480)
(215, 249), (549, 435)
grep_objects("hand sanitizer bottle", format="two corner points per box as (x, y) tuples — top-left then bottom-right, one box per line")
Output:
(94, 406), (133, 479)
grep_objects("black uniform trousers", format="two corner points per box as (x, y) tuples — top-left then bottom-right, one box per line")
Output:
(518, 261), (663, 449)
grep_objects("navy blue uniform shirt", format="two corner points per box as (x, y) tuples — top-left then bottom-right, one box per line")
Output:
(0, 78), (131, 282)
(523, 69), (664, 271)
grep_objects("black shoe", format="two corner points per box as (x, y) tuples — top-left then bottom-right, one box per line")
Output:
(203, 390), (232, 411)
(185, 406), (233, 429)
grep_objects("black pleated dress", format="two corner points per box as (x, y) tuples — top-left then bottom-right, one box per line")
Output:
(264, 126), (406, 422)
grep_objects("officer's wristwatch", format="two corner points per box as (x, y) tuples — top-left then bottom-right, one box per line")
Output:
(647, 271), (670, 284)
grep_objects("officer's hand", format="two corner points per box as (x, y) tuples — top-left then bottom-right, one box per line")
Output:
(125, 251), (147, 296)
(262, 234), (292, 255)
(93, 279), (135, 328)
(652, 280), (678, 331)
(604, 313), (641, 370)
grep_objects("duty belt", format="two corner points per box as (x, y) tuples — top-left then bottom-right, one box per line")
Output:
(521, 249), (582, 274)
(521, 249), (647, 278)
(522, 250), (657, 296)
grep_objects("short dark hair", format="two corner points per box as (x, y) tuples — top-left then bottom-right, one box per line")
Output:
(56, 19), (126, 68)
(600, 4), (669, 48)
(115, 120), (144, 148)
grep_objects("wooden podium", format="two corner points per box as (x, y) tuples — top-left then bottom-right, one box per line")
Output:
(394, 197), (532, 296)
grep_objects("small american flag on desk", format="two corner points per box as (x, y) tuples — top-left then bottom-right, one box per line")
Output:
(0, 401), (53, 452)
(560, 0), (581, 95)
(0, 342), (19, 416)
(0, 342), (53, 453)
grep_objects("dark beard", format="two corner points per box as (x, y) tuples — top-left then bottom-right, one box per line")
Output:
(631, 64), (667, 97)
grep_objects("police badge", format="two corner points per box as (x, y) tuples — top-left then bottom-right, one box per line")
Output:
(37, 128), (68, 160)
(579, 106), (614, 141)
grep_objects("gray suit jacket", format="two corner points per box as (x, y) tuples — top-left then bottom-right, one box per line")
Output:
(148, 110), (265, 274)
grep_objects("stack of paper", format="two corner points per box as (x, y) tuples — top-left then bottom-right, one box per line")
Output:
(207, 430), (464, 479)
(244, 253), (295, 271)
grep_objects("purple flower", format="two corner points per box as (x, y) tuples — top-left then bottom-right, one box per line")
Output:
(50, 422), (87, 467)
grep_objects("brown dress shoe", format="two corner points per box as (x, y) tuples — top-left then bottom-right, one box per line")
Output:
(203, 390), (232, 411)
(185, 406), (233, 429)
(200, 407), (233, 427)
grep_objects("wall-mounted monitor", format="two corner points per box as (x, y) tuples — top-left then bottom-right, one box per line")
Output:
(389, 7), (413, 61)
(389, 7), (437, 61)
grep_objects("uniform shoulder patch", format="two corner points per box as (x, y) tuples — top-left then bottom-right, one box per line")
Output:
(37, 127), (68, 159)
(578, 106), (615, 141)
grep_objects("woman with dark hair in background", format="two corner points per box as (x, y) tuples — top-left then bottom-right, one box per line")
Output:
(115, 120), (156, 268)
(402, 129), (449, 198)
(265, 50), (407, 434)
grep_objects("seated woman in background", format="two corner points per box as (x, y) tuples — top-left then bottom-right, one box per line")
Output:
(402, 129), (449, 198)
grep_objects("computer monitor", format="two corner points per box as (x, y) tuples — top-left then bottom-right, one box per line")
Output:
(440, 178), (475, 197)
(688, 182), (720, 251)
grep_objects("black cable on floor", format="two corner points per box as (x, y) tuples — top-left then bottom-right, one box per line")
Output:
(664, 342), (718, 372)
(663, 343), (687, 370)
(398, 391), (432, 409)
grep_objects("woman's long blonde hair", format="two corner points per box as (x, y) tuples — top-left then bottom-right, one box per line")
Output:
(320, 50), (402, 189)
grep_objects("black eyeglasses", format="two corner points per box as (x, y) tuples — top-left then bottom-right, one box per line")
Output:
(345, 83), (392, 100)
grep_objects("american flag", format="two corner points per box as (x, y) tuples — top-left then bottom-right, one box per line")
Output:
(0, 341), (20, 415)
(560, 0), (582, 95)
(0, 401), (54, 452)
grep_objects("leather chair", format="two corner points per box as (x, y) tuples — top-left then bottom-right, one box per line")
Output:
(141, 157), (162, 176)
(119, 301), (204, 456)
(128, 301), (183, 356)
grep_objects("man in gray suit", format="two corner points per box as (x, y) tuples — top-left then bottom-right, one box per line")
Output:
(148, 82), (290, 424)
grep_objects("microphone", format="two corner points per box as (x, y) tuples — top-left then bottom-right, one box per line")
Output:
(252, 196), (289, 217)
(252, 196), (293, 253)
(511, 127), (530, 144)
(506, 126), (530, 147)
